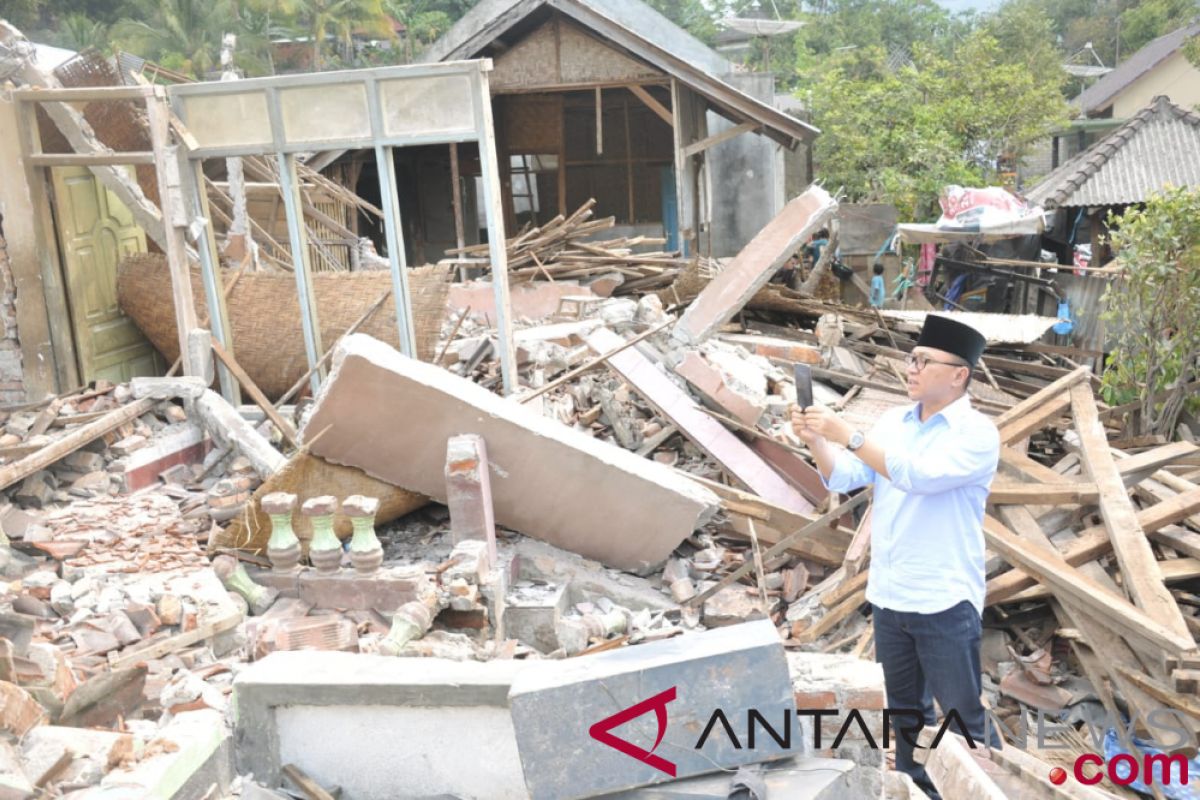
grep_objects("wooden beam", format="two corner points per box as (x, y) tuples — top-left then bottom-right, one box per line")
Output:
(988, 481), (1099, 505)
(210, 338), (298, 449)
(625, 84), (673, 126)
(913, 729), (1007, 800)
(991, 366), (1090, 431)
(1070, 383), (1194, 643)
(996, 391), (1071, 445)
(0, 398), (155, 492)
(982, 515), (1196, 656)
(987, 485), (1200, 603)
(682, 121), (759, 159)
(27, 152), (156, 166)
(1114, 663), (1200, 720)
(842, 506), (872, 578)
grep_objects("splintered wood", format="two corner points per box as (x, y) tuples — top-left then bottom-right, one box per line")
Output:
(39, 493), (207, 575)
(443, 199), (686, 290)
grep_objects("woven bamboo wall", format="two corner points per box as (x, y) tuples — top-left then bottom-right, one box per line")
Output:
(117, 255), (451, 398)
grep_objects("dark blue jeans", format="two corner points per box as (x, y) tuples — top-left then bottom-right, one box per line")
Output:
(872, 601), (998, 797)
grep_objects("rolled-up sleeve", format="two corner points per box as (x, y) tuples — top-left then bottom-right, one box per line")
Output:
(885, 422), (999, 495)
(823, 450), (875, 493)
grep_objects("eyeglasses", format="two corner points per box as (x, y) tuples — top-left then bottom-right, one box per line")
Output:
(905, 354), (968, 372)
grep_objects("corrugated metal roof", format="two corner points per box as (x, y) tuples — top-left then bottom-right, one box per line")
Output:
(1074, 21), (1200, 115)
(1025, 95), (1200, 208)
(879, 311), (1060, 345)
(421, 0), (818, 145)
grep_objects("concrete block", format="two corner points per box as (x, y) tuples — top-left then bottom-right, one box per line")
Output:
(585, 328), (812, 514)
(673, 187), (835, 346)
(247, 565), (430, 614)
(299, 334), (719, 572)
(233, 652), (527, 798)
(595, 755), (857, 799)
(100, 710), (231, 800)
(131, 377), (209, 401)
(508, 620), (804, 799)
(514, 539), (676, 613)
(505, 581), (569, 653)
(672, 351), (766, 427)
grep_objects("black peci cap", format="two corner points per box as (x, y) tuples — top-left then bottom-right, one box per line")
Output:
(915, 315), (987, 367)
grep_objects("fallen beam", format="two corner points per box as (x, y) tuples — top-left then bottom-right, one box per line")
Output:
(987, 485), (1200, 603)
(299, 334), (719, 572)
(586, 327), (813, 513)
(673, 185), (835, 346)
(988, 481), (1099, 505)
(193, 390), (285, 479)
(0, 398), (155, 492)
(982, 516), (1197, 657)
(1070, 383), (1194, 643)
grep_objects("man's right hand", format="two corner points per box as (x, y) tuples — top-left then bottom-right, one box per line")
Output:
(790, 404), (823, 445)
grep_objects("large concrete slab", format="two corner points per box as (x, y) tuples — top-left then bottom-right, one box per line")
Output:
(233, 652), (528, 797)
(586, 328), (813, 514)
(673, 186), (835, 346)
(508, 619), (804, 799)
(299, 334), (719, 572)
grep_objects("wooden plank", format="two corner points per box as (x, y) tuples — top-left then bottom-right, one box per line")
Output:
(987, 734), (1126, 800)
(210, 338), (299, 449)
(145, 93), (198, 376)
(281, 764), (336, 800)
(1070, 382), (1194, 642)
(987, 485), (1200, 603)
(990, 365), (1090, 431)
(0, 398), (155, 492)
(794, 588), (866, 644)
(842, 506), (872, 578)
(625, 84), (673, 126)
(914, 729), (1007, 800)
(683, 489), (871, 608)
(681, 120), (759, 159)
(988, 481), (1099, 505)
(1114, 664), (1200, 720)
(28, 152), (155, 166)
(109, 609), (240, 670)
(981, 515), (1196, 656)
(996, 391), (1070, 445)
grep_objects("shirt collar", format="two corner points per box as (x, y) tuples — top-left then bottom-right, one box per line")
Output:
(903, 394), (973, 429)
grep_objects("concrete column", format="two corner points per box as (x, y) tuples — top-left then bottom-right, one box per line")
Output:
(444, 434), (496, 567)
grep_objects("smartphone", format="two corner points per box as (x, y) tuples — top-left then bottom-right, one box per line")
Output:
(794, 363), (813, 411)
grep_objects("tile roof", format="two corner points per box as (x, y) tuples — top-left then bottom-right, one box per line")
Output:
(1026, 95), (1200, 208)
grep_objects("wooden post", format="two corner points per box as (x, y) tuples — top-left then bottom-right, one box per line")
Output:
(145, 91), (198, 377)
(277, 152), (325, 394)
(472, 67), (517, 395)
(449, 142), (466, 279)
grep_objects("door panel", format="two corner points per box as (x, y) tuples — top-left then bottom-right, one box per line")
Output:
(50, 167), (161, 384)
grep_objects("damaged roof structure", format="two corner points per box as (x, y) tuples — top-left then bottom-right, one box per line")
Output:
(0, 7), (1198, 800)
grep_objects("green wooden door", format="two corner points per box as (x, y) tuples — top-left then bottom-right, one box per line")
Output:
(50, 167), (162, 384)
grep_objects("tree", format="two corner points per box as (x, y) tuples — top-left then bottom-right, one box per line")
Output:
(384, 0), (452, 62)
(1100, 186), (1200, 437)
(284, 0), (390, 70)
(111, 0), (233, 77)
(803, 14), (1070, 220)
(55, 12), (109, 52)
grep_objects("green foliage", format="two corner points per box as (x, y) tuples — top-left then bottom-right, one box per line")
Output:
(802, 3), (1071, 220)
(54, 12), (109, 52)
(1100, 186), (1200, 435)
(111, 0), (233, 77)
(644, 0), (720, 45)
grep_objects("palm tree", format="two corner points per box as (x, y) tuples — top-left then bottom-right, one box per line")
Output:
(283, 0), (391, 71)
(385, 0), (452, 62)
(112, 0), (233, 77)
(58, 13), (111, 53)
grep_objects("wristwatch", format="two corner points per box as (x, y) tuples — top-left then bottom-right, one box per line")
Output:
(846, 430), (866, 451)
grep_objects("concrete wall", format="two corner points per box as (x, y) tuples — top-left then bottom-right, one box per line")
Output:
(1113, 50), (1200, 118)
(707, 72), (785, 259)
(0, 228), (26, 404)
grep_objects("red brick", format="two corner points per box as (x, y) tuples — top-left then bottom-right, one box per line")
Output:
(844, 688), (885, 710)
(793, 690), (836, 710)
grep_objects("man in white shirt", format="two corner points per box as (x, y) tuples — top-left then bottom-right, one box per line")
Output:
(792, 315), (1000, 797)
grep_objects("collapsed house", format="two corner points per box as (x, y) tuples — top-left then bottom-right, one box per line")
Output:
(0, 10), (1197, 800)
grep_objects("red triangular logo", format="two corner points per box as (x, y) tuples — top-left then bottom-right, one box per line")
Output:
(588, 686), (677, 777)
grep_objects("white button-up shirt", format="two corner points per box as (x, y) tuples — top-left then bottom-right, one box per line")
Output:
(824, 395), (999, 615)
